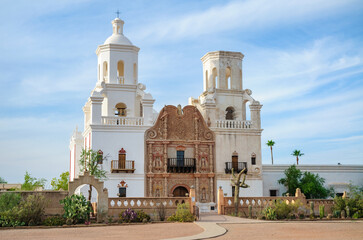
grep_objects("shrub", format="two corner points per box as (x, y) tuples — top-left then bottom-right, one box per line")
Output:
(0, 210), (25, 227)
(43, 216), (65, 226)
(262, 207), (276, 220)
(18, 195), (47, 226)
(274, 200), (301, 220)
(136, 210), (150, 222)
(333, 195), (363, 219)
(60, 194), (92, 224)
(119, 208), (137, 223)
(0, 193), (21, 212)
(157, 203), (166, 221)
(167, 203), (195, 222)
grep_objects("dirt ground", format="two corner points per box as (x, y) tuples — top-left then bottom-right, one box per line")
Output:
(0, 222), (203, 240)
(216, 221), (363, 240)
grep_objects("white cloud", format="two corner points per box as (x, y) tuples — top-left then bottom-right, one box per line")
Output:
(135, 0), (361, 41)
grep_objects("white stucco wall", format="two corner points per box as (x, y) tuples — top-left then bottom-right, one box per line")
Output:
(262, 165), (363, 197)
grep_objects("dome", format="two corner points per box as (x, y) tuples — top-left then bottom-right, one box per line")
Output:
(103, 17), (133, 46)
(104, 34), (133, 45)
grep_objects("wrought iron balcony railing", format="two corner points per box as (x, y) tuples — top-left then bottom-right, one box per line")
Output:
(225, 162), (248, 174)
(167, 158), (196, 173)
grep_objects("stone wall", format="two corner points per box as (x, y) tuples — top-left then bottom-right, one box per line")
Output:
(0, 191), (68, 216)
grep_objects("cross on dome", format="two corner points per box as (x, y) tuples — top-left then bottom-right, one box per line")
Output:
(115, 10), (121, 18)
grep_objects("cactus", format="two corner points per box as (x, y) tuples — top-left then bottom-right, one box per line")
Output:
(319, 205), (325, 219)
(248, 205), (252, 218)
(341, 210), (346, 219)
(230, 168), (249, 216)
(346, 206), (350, 218)
(310, 202), (314, 219)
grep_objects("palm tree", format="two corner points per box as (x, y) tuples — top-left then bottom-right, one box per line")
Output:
(266, 140), (275, 165)
(291, 150), (304, 165)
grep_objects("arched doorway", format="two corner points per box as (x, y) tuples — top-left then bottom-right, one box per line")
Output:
(173, 186), (189, 197)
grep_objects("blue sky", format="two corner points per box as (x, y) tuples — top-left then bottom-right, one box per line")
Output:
(0, 0), (362, 185)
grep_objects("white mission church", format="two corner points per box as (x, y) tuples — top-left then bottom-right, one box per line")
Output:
(69, 17), (363, 211)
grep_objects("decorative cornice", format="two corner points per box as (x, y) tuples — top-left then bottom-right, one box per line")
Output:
(201, 51), (244, 63)
(96, 44), (140, 55)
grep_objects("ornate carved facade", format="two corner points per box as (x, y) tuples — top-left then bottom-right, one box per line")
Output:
(145, 105), (215, 202)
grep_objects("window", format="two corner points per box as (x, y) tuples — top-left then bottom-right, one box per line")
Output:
(117, 61), (124, 84)
(232, 186), (235, 197)
(270, 190), (277, 196)
(336, 193), (343, 197)
(251, 154), (256, 165)
(119, 187), (126, 197)
(177, 150), (184, 167)
(226, 67), (231, 89)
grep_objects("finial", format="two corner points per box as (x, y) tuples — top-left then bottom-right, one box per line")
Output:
(115, 10), (121, 18)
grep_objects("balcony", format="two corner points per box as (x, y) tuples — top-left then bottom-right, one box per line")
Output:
(167, 158), (196, 173)
(102, 117), (144, 126)
(225, 162), (248, 174)
(111, 160), (135, 173)
(215, 120), (252, 129)
(117, 76), (125, 84)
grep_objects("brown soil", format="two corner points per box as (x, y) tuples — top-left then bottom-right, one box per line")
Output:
(216, 222), (363, 240)
(0, 222), (203, 240)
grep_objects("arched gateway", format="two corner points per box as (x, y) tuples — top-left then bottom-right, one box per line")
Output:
(68, 171), (108, 222)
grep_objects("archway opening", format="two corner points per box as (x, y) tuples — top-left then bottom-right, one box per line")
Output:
(74, 183), (99, 218)
(173, 186), (188, 197)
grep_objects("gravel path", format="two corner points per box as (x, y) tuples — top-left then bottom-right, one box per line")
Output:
(216, 221), (363, 240)
(0, 223), (204, 240)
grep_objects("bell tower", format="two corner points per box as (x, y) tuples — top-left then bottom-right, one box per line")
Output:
(202, 51), (244, 92)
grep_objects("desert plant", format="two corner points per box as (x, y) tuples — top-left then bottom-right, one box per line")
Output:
(167, 203), (195, 222)
(119, 208), (137, 223)
(60, 194), (92, 224)
(43, 215), (65, 226)
(0, 210), (25, 227)
(263, 207), (276, 220)
(310, 202), (314, 219)
(230, 168), (249, 216)
(136, 210), (150, 222)
(157, 202), (166, 221)
(107, 215), (114, 224)
(18, 195), (47, 226)
(319, 205), (325, 219)
(248, 205), (252, 218)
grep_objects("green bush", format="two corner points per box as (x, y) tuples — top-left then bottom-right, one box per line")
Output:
(17, 195), (47, 226)
(43, 216), (65, 226)
(333, 195), (363, 219)
(167, 203), (195, 222)
(0, 210), (25, 227)
(60, 194), (92, 224)
(274, 200), (301, 220)
(0, 193), (21, 212)
(136, 210), (150, 222)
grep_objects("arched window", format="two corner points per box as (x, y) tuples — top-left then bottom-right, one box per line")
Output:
(133, 63), (137, 84)
(117, 61), (124, 84)
(226, 67), (231, 89)
(103, 61), (108, 82)
(225, 107), (235, 120)
(115, 102), (127, 117)
(212, 67), (218, 88)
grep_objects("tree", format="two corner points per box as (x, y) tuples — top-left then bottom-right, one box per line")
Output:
(21, 172), (46, 191)
(278, 165), (302, 196)
(230, 168), (249, 216)
(266, 140), (275, 165)
(300, 172), (332, 199)
(278, 165), (332, 198)
(0, 177), (7, 183)
(51, 171), (69, 191)
(79, 149), (107, 202)
(291, 149), (304, 165)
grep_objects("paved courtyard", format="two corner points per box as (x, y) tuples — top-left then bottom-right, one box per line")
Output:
(0, 215), (362, 240)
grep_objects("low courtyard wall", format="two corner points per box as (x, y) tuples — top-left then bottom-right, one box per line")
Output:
(217, 187), (335, 217)
(108, 197), (191, 220)
(0, 191), (68, 216)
